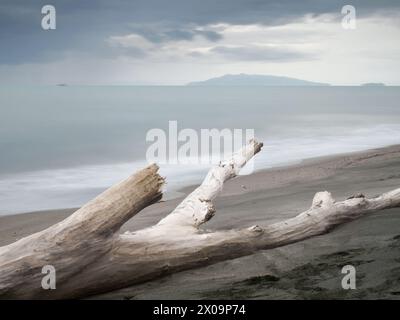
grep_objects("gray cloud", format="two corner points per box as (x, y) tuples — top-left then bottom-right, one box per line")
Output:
(126, 25), (223, 44)
(211, 45), (315, 62)
(110, 46), (148, 58)
(0, 0), (399, 65)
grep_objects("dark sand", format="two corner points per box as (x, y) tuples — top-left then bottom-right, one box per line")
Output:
(1, 145), (400, 299)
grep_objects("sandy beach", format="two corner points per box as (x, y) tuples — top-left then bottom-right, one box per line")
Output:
(1, 144), (400, 299)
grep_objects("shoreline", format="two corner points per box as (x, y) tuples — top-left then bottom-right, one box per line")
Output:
(1, 143), (400, 298)
(1, 143), (400, 246)
(1, 141), (400, 217)
(179, 143), (400, 196)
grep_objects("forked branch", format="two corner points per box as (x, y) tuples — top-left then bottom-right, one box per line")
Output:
(0, 139), (399, 299)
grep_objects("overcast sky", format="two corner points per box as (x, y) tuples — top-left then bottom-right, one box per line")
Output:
(1, 0), (399, 85)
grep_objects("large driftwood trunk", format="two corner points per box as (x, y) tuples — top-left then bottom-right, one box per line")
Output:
(0, 140), (399, 299)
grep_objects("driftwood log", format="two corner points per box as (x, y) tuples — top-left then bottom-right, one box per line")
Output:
(0, 139), (399, 299)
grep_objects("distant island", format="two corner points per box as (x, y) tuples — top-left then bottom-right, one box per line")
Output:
(361, 83), (386, 87)
(187, 74), (330, 86)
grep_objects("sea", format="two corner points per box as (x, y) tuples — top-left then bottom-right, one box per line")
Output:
(0, 85), (399, 215)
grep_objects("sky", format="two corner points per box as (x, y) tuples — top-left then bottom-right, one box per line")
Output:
(0, 0), (400, 85)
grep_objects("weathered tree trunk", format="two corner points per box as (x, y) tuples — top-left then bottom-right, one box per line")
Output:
(0, 140), (399, 299)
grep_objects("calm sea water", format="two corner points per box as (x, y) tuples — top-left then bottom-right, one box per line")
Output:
(0, 86), (399, 215)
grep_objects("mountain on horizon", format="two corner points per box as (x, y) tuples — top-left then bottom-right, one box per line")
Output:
(187, 74), (330, 86)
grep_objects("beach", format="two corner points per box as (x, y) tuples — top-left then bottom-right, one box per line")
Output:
(1, 144), (400, 299)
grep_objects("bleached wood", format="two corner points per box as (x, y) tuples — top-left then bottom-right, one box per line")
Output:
(156, 139), (263, 228)
(0, 164), (164, 299)
(0, 139), (399, 299)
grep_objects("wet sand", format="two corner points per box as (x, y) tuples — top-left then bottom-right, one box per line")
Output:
(1, 145), (400, 299)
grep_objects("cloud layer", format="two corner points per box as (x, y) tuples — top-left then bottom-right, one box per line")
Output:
(1, 0), (400, 84)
